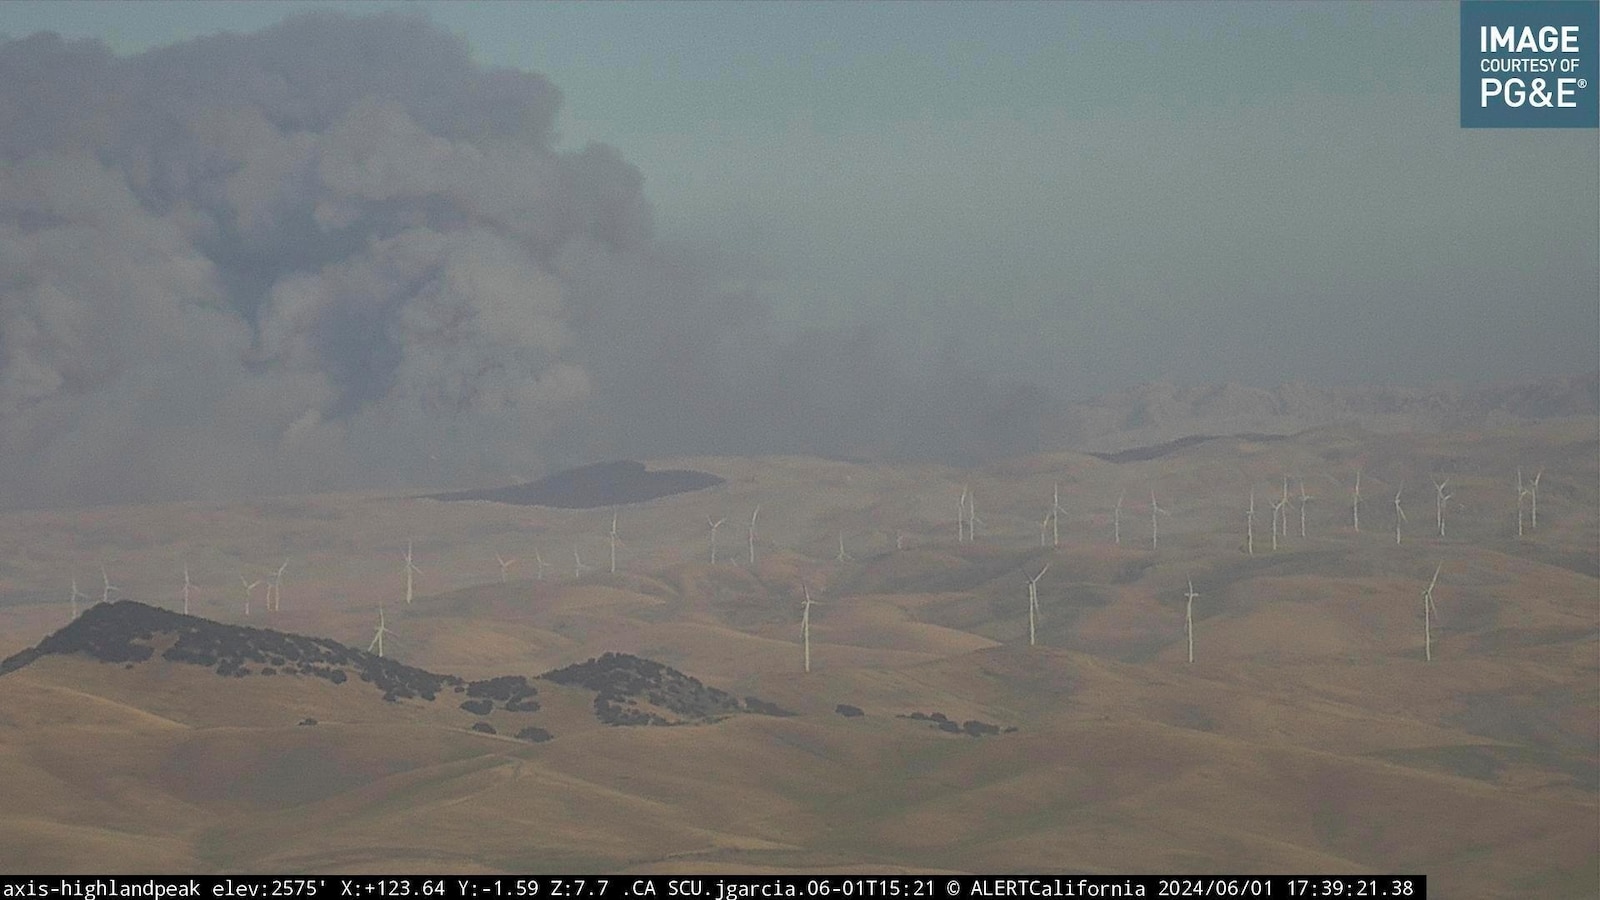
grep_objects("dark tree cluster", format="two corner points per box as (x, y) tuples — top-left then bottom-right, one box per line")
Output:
(835, 704), (866, 718)
(593, 694), (671, 726)
(742, 696), (797, 717)
(355, 656), (462, 703)
(0, 601), (465, 706)
(515, 726), (553, 743)
(541, 653), (799, 726)
(466, 675), (541, 711)
(897, 711), (1016, 737)
(470, 722), (497, 735)
(0, 600), (164, 674)
(542, 652), (743, 722)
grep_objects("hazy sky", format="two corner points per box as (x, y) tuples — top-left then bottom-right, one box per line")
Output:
(0, 1), (1595, 505)
(10, 0), (1596, 390)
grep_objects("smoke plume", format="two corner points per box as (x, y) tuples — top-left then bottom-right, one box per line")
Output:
(0, 13), (1052, 508)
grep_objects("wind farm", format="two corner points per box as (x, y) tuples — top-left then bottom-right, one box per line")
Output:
(0, 413), (1592, 887)
(0, 1), (1592, 890)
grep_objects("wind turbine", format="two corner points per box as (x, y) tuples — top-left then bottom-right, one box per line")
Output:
(1184, 579), (1200, 664)
(748, 505), (760, 566)
(1269, 495), (1287, 551)
(1279, 476), (1291, 538)
(403, 541), (421, 605)
(1422, 564), (1441, 662)
(534, 550), (549, 581)
(1149, 490), (1169, 550)
(69, 578), (87, 620)
(368, 606), (396, 659)
(967, 490), (985, 541)
(100, 566), (118, 605)
(957, 485), (969, 543)
(800, 583), (820, 673)
(496, 553), (517, 583)
(896, 530), (906, 551)
(1352, 468), (1362, 532)
(1298, 478), (1314, 539)
(1039, 512), (1051, 548)
(1246, 489), (1256, 555)
(1516, 469), (1529, 537)
(573, 548), (591, 578)
(708, 517), (726, 565)
(1433, 479), (1452, 538)
(1113, 491), (1124, 546)
(1394, 484), (1407, 545)
(608, 511), (621, 574)
(181, 564), (193, 615)
(835, 532), (852, 563)
(1529, 468), (1542, 529)
(240, 575), (260, 617)
(267, 560), (287, 612)
(1050, 482), (1067, 548)
(1027, 564), (1050, 647)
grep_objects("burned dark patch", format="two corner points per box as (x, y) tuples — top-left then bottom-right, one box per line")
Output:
(1088, 432), (1289, 464)
(425, 460), (723, 509)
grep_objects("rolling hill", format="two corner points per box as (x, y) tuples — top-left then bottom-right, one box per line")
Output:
(0, 417), (1594, 892)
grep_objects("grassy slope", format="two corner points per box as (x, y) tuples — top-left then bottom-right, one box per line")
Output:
(0, 422), (1593, 894)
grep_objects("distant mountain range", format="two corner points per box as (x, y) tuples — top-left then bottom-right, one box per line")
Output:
(1058, 372), (1599, 454)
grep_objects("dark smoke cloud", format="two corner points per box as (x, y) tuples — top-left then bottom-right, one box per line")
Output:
(0, 13), (1052, 508)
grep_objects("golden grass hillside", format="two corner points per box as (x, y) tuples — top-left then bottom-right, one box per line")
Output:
(0, 421), (1594, 895)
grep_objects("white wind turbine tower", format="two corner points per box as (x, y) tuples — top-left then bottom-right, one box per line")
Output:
(1269, 495), (1286, 551)
(534, 550), (549, 581)
(1053, 482), (1067, 548)
(1184, 579), (1200, 664)
(1352, 468), (1363, 532)
(1026, 563), (1050, 647)
(800, 583), (820, 673)
(1298, 478), (1314, 539)
(608, 511), (621, 574)
(1039, 511), (1051, 548)
(1394, 484), (1407, 545)
(1529, 468), (1542, 529)
(100, 566), (118, 605)
(836, 532), (852, 563)
(957, 485), (969, 543)
(69, 578), (87, 619)
(1516, 469), (1529, 537)
(896, 530), (905, 551)
(495, 554), (517, 583)
(403, 541), (422, 605)
(1246, 489), (1256, 555)
(1113, 491), (1124, 546)
(1149, 490), (1169, 550)
(1277, 475), (1291, 538)
(1422, 564), (1441, 662)
(240, 575), (260, 616)
(1048, 482), (1067, 548)
(182, 564), (193, 615)
(573, 548), (591, 578)
(1433, 479), (1452, 538)
(748, 505), (760, 566)
(708, 517), (726, 565)
(267, 560), (287, 612)
(966, 489), (986, 541)
(368, 607), (396, 659)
